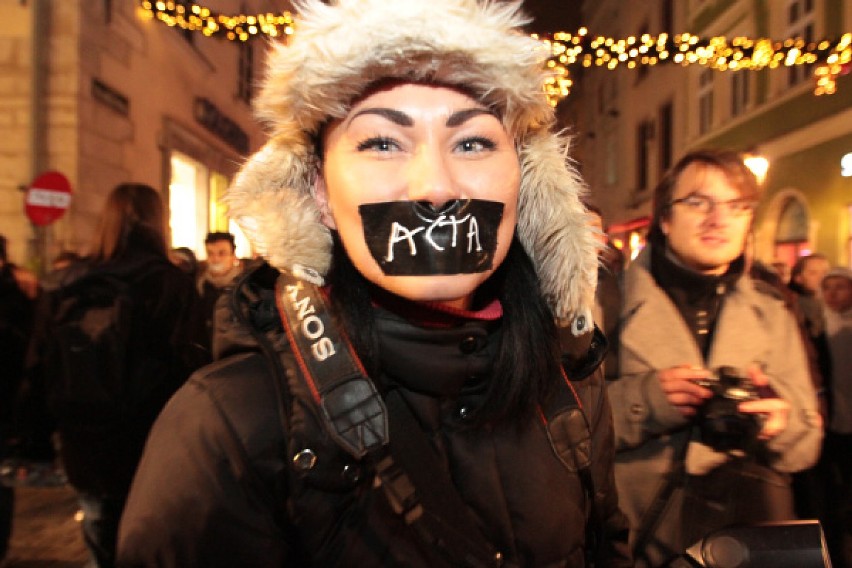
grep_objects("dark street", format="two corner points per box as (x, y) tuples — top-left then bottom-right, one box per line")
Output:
(3, 486), (87, 568)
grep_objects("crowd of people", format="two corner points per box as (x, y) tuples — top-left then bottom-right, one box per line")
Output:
(0, 1), (850, 567)
(0, 189), (247, 566)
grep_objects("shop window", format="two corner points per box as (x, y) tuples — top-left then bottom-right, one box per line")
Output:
(169, 152), (252, 259)
(208, 171), (251, 259)
(169, 152), (209, 254)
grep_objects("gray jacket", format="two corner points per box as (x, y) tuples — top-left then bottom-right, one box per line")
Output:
(607, 245), (822, 564)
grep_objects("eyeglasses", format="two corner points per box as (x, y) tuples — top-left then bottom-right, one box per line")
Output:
(669, 193), (756, 216)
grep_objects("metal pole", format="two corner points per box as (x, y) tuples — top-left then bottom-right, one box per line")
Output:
(29, 0), (48, 275)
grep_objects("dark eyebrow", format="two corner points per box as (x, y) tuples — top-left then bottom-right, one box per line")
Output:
(347, 108), (413, 127)
(446, 108), (495, 127)
(346, 106), (495, 128)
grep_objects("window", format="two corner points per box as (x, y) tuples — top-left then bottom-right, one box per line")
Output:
(786, 0), (815, 87)
(636, 119), (655, 191)
(731, 71), (749, 116)
(238, 42), (254, 104)
(169, 153), (252, 259)
(698, 68), (714, 134)
(658, 102), (673, 174)
(661, 0), (675, 37)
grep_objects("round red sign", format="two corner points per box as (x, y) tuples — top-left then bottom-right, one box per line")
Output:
(25, 171), (72, 226)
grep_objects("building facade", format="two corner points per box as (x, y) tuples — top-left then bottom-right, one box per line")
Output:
(0, 0), (292, 271)
(565, 0), (852, 269)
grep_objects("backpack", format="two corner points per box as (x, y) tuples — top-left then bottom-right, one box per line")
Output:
(42, 262), (167, 432)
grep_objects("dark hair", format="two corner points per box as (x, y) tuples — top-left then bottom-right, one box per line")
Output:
(583, 201), (603, 220)
(0, 235), (7, 264)
(790, 252), (827, 281)
(205, 232), (236, 251)
(90, 183), (168, 262)
(170, 247), (199, 275)
(327, 235), (561, 426)
(648, 149), (761, 242)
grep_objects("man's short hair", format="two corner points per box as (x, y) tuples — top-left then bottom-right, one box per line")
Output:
(205, 232), (236, 251)
(649, 149), (761, 241)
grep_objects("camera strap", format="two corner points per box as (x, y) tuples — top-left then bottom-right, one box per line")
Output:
(276, 269), (388, 458)
(275, 269), (503, 567)
(274, 268), (598, 567)
(631, 428), (693, 564)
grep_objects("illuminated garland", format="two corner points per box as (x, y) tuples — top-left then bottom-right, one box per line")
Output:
(138, 1), (294, 41)
(138, 1), (851, 103)
(542, 29), (852, 100)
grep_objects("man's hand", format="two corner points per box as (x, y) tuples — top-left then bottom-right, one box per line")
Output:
(656, 365), (713, 417)
(737, 365), (790, 440)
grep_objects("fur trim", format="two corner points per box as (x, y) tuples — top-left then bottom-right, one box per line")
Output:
(227, 0), (598, 328)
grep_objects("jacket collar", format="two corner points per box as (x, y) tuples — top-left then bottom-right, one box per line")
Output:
(621, 245), (770, 372)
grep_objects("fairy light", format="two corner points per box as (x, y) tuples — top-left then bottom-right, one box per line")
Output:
(136, 2), (850, 103)
(139, 1), (294, 42)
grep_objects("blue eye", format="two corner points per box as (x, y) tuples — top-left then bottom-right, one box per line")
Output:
(357, 137), (399, 152)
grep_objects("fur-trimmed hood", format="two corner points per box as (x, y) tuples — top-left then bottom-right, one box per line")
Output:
(227, 0), (598, 332)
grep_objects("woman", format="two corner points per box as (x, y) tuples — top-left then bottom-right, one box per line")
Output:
(117, 1), (630, 566)
(26, 183), (205, 567)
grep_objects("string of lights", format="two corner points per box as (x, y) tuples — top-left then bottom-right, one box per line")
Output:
(138, 1), (851, 103)
(138, 1), (294, 41)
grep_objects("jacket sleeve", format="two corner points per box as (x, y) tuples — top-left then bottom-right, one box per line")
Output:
(606, 368), (690, 451)
(117, 354), (291, 568)
(761, 304), (822, 472)
(579, 367), (634, 567)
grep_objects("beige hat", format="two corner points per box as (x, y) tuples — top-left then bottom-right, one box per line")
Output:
(227, 0), (597, 332)
(823, 266), (852, 283)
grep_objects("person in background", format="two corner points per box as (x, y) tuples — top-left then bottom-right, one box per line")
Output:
(52, 251), (82, 273)
(169, 247), (198, 278)
(607, 149), (822, 566)
(771, 260), (792, 285)
(0, 235), (36, 563)
(116, 1), (631, 565)
(789, 253), (830, 355)
(25, 184), (207, 568)
(585, 202), (622, 379)
(196, 232), (242, 353)
(821, 267), (852, 567)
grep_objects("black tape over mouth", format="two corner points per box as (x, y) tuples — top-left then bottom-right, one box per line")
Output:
(359, 199), (504, 276)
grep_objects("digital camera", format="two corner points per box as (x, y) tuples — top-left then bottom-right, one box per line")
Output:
(694, 366), (761, 451)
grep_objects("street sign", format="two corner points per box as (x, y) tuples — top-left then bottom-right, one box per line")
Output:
(25, 171), (72, 226)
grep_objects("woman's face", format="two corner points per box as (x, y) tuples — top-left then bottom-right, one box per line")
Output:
(315, 83), (520, 309)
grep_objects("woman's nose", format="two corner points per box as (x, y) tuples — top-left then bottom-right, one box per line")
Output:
(405, 144), (459, 209)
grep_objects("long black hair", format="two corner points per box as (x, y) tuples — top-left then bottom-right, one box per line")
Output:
(326, 234), (562, 426)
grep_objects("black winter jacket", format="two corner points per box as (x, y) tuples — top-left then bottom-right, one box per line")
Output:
(24, 232), (208, 496)
(117, 263), (631, 567)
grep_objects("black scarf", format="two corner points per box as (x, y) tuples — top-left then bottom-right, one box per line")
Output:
(649, 232), (744, 360)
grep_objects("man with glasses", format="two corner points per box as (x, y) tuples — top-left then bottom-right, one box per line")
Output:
(607, 149), (822, 566)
